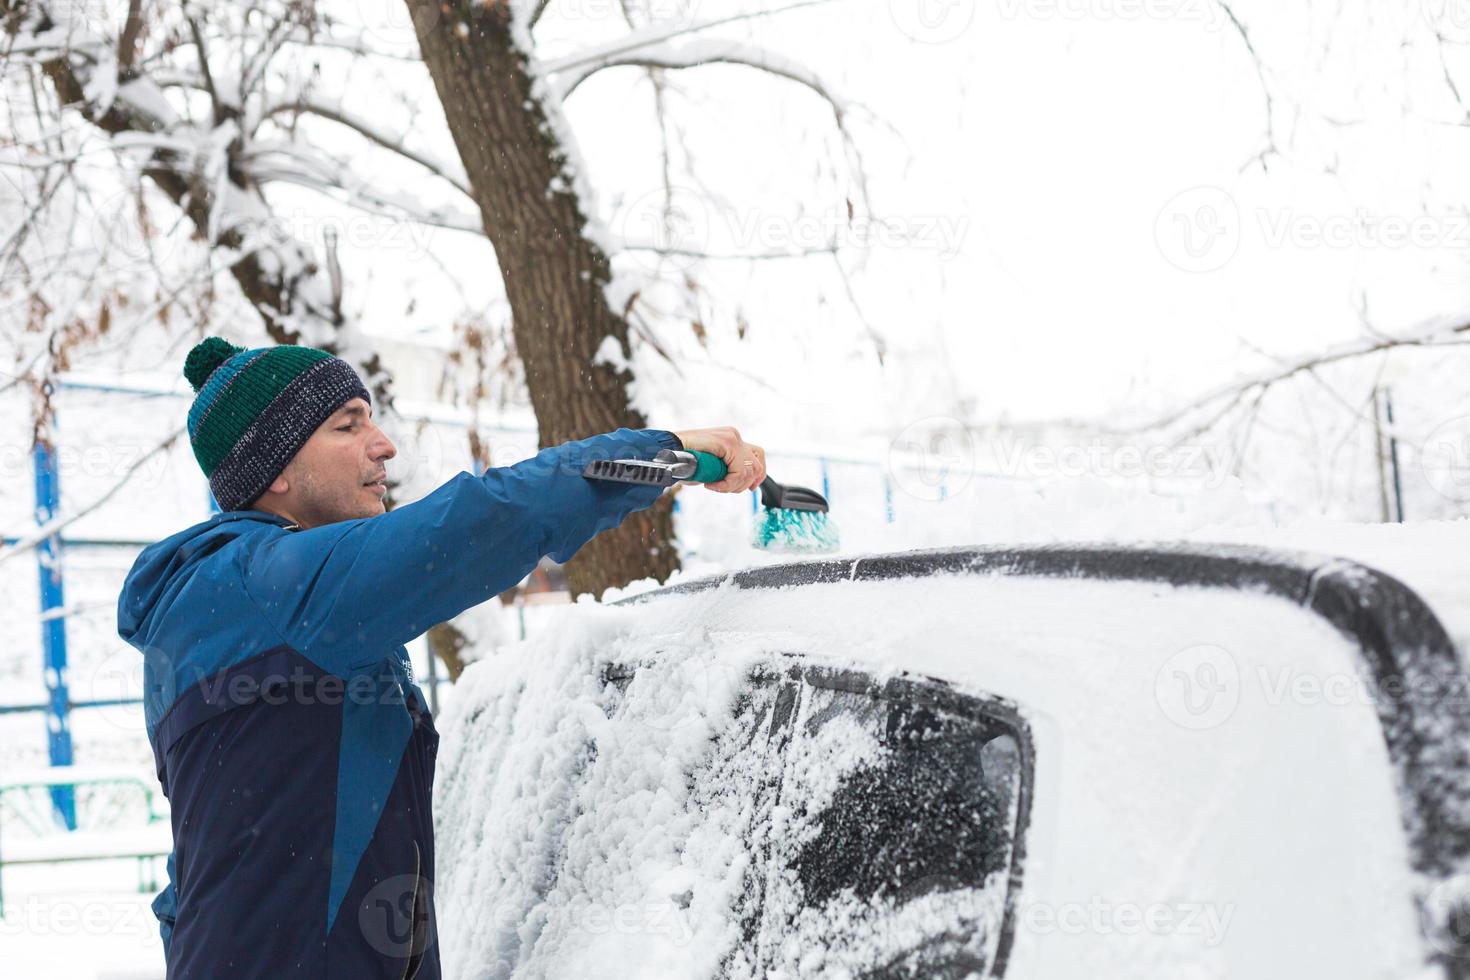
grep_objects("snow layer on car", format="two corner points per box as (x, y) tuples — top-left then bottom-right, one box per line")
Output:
(433, 573), (1426, 980)
(1192, 518), (1470, 656)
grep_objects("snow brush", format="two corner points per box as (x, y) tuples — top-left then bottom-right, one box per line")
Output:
(583, 448), (840, 554)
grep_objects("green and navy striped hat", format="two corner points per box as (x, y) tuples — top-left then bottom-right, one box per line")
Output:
(183, 336), (371, 512)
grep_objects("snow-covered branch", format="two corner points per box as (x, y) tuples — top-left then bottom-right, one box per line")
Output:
(257, 99), (474, 198)
(553, 37), (841, 107)
(8, 0), (391, 396)
(622, 241), (840, 260)
(538, 0), (836, 75)
(241, 139), (483, 233)
(549, 33), (871, 249)
(1045, 310), (1470, 438)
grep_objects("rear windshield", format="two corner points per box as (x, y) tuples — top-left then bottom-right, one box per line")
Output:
(687, 663), (1033, 979)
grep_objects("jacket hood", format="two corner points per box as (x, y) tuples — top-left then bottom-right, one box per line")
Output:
(117, 509), (295, 647)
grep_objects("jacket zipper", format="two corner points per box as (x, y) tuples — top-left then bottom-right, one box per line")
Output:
(401, 840), (422, 980)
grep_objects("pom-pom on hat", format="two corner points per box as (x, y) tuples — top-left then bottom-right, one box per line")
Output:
(184, 336), (371, 512)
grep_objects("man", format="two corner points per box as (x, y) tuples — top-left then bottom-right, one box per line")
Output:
(116, 336), (766, 978)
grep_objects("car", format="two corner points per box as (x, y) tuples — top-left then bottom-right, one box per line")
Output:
(429, 541), (1470, 979)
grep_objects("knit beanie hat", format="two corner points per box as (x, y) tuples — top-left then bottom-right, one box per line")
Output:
(183, 336), (371, 512)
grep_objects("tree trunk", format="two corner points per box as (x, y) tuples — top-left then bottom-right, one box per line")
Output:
(408, 0), (680, 599)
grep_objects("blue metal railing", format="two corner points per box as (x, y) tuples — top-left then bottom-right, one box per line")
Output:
(32, 428), (77, 831)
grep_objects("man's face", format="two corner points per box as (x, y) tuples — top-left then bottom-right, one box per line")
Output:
(256, 397), (396, 528)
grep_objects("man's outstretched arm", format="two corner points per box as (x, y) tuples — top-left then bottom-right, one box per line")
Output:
(239, 427), (691, 671)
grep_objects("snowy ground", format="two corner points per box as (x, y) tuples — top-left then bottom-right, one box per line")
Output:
(3, 862), (164, 980)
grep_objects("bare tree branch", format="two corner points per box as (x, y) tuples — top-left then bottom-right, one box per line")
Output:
(623, 242), (839, 260)
(259, 98), (475, 198)
(558, 38), (873, 248)
(185, 13), (220, 121)
(558, 41), (838, 104)
(539, 0), (837, 76)
(240, 139), (484, 232)
(1036, 310), (1470, 438)
(117, 0), (144, 73)
(1214, 0), (1278, 172)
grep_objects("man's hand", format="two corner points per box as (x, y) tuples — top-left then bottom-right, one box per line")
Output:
(672, 426), (767, 493)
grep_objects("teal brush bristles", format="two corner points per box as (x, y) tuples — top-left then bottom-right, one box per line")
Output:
(752, 506), (840, 553)
(751, 475), (839, 554)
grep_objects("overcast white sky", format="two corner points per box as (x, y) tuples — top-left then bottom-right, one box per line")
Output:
(264, 0), (1470, 447)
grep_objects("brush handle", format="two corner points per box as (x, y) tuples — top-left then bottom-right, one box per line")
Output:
(684, 450), (729, 484)
(656, 448), (729, 483)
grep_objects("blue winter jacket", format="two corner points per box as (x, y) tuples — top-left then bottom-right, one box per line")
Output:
(116, 427), (682, 978)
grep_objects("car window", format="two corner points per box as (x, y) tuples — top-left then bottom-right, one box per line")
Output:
(666, 661), (1032, 980)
